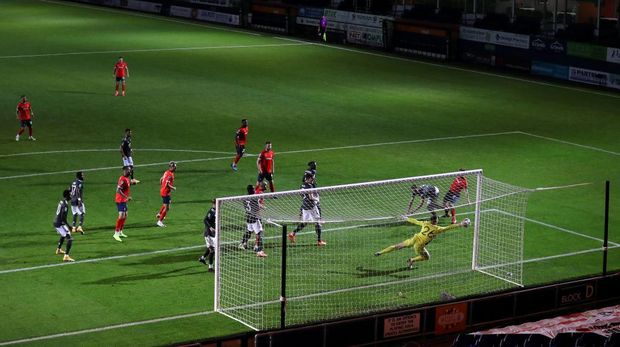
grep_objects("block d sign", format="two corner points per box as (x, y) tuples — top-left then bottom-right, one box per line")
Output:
(435, 302), (468, 334)
(558, 282), (595, 306)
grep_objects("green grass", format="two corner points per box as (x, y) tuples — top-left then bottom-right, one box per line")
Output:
(0, 0), (619, 344)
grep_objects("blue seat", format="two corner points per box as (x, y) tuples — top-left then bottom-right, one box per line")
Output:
(500, 334), (528, 347)
(524, 334), (551, 347)
(605, 333), (620, 347)
(452, 333), (476, 347)
(574, 333), (607, 347)
(474, 334), (503, 347)
(550, 333), (575, 347)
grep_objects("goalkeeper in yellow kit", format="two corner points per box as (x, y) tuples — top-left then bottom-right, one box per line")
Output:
(375, 214), (470, 269)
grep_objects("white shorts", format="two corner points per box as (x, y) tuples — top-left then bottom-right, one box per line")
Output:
(205, 236), (216, 248)
(246, 220), (263, 234)
(302, 207), (320, 223)
(55, 225), (70, 237)
(122, 156), (134, 167)
(71, 203), (86, 215)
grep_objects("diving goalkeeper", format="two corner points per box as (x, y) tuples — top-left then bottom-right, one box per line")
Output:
(374, 215), (470, 269)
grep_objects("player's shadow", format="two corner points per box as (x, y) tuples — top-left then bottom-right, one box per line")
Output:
(121, 222), (161, 230)
(84, 266), (204, 285)
(126, 253), (197, 266)
(75, 222), (157, 233)
(328, 266), (412, 279)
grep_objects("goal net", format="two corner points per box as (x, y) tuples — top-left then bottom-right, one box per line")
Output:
(214, 169), (529, 330)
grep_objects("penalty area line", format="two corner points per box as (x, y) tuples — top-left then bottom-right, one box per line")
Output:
(490, 209), (620, 246)
(0, 223), (377, 275)
(0, 155), (234, 180)
(0, 131), (518, 180)
(0, 148), (234, 158)
(2, 211), (605, 275)
(518, 131), (620, 156)
(0, 310), (217, 346)
(0, 245), (203, 275)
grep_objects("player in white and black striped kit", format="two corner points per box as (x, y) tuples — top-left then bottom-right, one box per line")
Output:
(239, 185), (267, 257)
(199, 199), (216, 272)
(288, 173), (326, 246)
(303, 161), (317, 186)
(120, 128), (137, 180)
(54, 190), (75, 262)
(407, 184), (441, 218)
(302, 161), (322, 217)
(70, 171), (86, 235)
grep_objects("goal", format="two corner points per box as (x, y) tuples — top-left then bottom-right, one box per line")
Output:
(214, 169), (529, 330)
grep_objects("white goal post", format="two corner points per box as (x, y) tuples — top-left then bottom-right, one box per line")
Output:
(214, 169), (529, 330)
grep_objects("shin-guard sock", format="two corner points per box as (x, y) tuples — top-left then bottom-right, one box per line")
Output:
(65, 236), (73, 254)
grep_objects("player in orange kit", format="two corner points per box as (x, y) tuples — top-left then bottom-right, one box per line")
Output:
(256, 141), (275, 192)
(231, 119), (248, 171)
(156, 162), (177, 227)
(113, 166), (139, 242)
(15, 95), (35, 141)
(113, 57), (129, 96)
(443, 169), (471, 224)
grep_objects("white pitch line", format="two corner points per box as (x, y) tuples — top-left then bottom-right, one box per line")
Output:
(1, 224), (617, 343)
(0, 245), (203, 275)
(0, 131), (517, 180)
(4, 246), (613, 345)
(491, 209), (619, 246)
(478, 244), (620, 271)
(0, 148), (234, 158)
(0, 218), (420, 277)
(273, 37), (620, 100)
(0, 310), (217, 346)
(0, 222), (376, 275)
(0, 43), (307, 59)
(40, 0), (261, 36)
(476, 268), (523, 287)
(279, 131), (519, 155)
(222, 245), (620, 319)
(0, 155), (234, 180)
(14, 0), (620, 101)
(518, 131), (620, 156)
(1, 210), (609, 276)
(18, 1), (620, 101)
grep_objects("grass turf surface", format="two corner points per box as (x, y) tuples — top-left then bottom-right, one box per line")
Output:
(0, 0), (619, 344)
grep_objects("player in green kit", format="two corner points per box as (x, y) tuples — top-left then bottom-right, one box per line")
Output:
(375, 215), (470, 269)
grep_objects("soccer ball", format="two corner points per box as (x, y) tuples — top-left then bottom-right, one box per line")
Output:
(462, 218), (471, 227)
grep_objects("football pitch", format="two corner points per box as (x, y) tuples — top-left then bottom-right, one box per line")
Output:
(0, 0), (619, 345)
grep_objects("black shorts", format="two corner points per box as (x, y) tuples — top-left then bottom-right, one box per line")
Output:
(443, 191), (460, 205)
(236, 144), (245, 157)
(257, 172), (273, 182)
(20, 120), (32, 127)
(116, 76), (126, 82)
